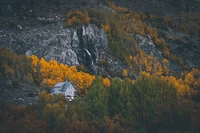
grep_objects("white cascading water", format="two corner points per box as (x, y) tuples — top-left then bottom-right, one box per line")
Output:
(84, 48), (94, 66)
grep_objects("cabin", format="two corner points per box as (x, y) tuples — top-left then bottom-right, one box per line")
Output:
(51, 81), (77, 100)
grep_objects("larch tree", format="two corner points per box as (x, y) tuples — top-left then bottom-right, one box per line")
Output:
(103, 78), (111, 88)
(122, 69), (128, 78)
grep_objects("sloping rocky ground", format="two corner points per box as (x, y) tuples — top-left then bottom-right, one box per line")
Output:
(110, 0), (200, 70)
(110, 0), (200, 16)
(166, 28), (200, 68)
(0, 75), (39, 105)
(0, 0), (124, 105)
(132, 34), (183, 76)
(1, 0), (199, 74)
(0, 0), (124, 76)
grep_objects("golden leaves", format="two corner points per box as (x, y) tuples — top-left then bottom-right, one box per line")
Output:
(122, 69), (128, 78)
(101, 24), (110, 33)
(162, 59), (169, 64)
(103, 78), (111, 88)
(66, 10), (90, 27)
(31, 55), (95, 95)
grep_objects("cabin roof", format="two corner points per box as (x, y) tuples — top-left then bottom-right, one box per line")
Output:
(54, 82), (66, 88)
(51, 81), (76, 92)
(60, 82), (72, 92)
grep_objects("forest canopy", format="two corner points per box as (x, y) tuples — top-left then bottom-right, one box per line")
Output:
(1, 1), (200, 133)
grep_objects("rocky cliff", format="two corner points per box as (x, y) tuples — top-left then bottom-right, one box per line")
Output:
(0, 0), (126, 76)
(0, 0), (200, 76)
(0, 22), (124, 75)
(1, 0), (200, 106)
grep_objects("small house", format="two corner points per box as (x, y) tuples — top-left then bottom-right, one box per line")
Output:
(51, 81), (77, 100)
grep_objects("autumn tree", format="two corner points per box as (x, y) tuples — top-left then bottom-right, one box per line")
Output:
(36, 91), (67, 132)
(30, 55), (95, 94)
(7, 114), (47, 133)
(103, 78), (111, 88)
(122, 69), (128, 78)
(102, 117), (122, 133)
(68, 121), (97, 133)
(101, 24), (110, 33)
(0, 47), (33, 84)
(44, 103), (65, 133)
(66, 9), (90, 27)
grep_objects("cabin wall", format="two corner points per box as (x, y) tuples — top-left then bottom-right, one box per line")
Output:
(65, 84), (75, 97)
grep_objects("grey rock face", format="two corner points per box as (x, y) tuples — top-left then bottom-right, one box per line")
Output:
(133, 34), (183, 76)
(167, 28), (200, 69)
(0, 0), (124, 76)
(0, 23), (110, 72)
(135, 35), (155, 55)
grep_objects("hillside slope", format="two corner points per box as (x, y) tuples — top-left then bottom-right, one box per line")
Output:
(0, 0), (200, 76)
(110, 0), (200, 16)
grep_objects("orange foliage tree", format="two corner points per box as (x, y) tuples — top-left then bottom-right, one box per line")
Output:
(122, 69), (128, 78)
(30, 55), (95, 96)
(66, 9), (90, 27)
(141, 70), (197, 99)
(103, 78), (111, 88)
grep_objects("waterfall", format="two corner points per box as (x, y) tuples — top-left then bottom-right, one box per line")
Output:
(84, 48), (94, 66)
(82, 26), (86, 36)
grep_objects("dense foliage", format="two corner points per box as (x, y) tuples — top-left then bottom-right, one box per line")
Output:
(1, 1), (200, 133)
(66, 2), (200, 77)
(0, 48), (200, 132)
(1, 73), (200, 132)
(66, 9), (90, 27)
(0, 47), (95, 96)
(31, 55), (95, 96)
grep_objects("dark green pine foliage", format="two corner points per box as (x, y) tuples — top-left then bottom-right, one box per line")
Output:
(84, 77), (109, 120)
(133, 75), (178, 131)
(108, 78), (137, 121)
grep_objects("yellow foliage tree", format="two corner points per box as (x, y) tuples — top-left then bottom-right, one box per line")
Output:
(108, 1), (128, 12)
(156, 62), (163, 75)
(122, 69), (128, 78)
(184, 72), (195, 85)
(162, 59), (169, 64)
(30, 55), (95, 94)
(141, 71), (150, 77)
(103, 78), (111, 88)
(69, 71), (95, 95)
(194, 78), (200, 89)
(101, 24), (110, 33)
(31, 55), (39, 72)
(66, 10), (90, 27)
